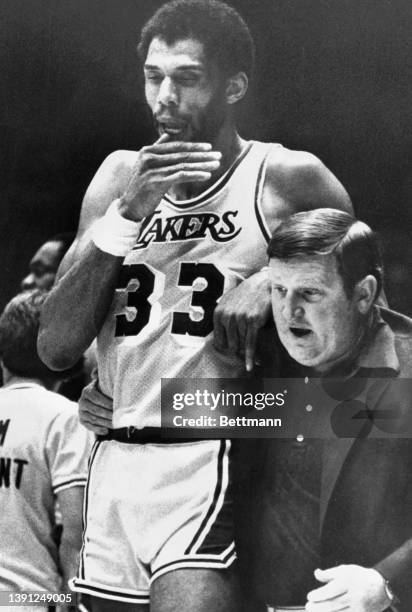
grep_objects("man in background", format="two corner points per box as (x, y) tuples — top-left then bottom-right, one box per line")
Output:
(0, 289), (93, 610)
(19, 232), (95, 401)
(21, 233), (75, 292)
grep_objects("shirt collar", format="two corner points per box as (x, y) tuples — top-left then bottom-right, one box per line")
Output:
(349, 306), (400, 376)
(1, 380), (45, 391)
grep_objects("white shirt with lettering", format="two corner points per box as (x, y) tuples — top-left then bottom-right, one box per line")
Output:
(0, 382), (92, 592)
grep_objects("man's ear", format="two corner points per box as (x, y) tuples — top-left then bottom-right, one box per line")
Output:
(354, 274), (378, 314)
(225, 72), (248, 104)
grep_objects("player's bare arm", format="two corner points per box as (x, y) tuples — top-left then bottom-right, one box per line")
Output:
(213, 147), (353, 371)
(57, 486), (85, 594)
(38, 138), (221, 371)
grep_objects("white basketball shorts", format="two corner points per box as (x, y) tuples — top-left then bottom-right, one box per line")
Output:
(70, 438), (236, 604)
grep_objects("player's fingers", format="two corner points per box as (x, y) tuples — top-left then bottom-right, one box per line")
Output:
(144, 151), (222, 168)
(79, 395), (113, 419)
(149, 160), (220, 176)
(79, 415), (111, 434)
(83, 407), (113, 427)
(84, 401), (113, 418)
(80, 394), (113, 420)
(213, 309), (228, 352)
(154, 133), (171, 145)
(226, 316), (240, 354)
(245, 324), (258, 372)
(160, 170), (212, 184)
(80, 418), (109, 436)
(81, 381), (113, 411)
(236, 314), (248, 349)
(149, 140), (213, 153)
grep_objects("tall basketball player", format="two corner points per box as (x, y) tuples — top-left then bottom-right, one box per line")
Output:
(38, 1), (352, 610)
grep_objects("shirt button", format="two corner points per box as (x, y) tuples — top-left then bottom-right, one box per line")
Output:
(296, 434), (304, 443)
(304, 377), (309, 384)
(306, 404), (313, 412)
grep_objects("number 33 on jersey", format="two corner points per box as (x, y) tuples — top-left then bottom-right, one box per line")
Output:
(97, 141), (274, 428)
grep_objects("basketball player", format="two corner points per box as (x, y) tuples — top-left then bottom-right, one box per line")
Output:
(0, 289), (93, 610)
(38, 1), (352, 610)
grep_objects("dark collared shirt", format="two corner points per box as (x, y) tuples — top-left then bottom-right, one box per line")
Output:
(252, 306), (404, 607)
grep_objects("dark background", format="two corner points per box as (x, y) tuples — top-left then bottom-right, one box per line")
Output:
(2, 0), (412, 314)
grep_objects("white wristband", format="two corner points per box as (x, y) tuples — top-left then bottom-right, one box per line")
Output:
(92, 199), (140, 257)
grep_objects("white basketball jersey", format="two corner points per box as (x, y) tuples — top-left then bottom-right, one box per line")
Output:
(0, 382), (93, 592)
(98, 141), (274, 428)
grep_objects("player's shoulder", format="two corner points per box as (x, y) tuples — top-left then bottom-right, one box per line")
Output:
(265, 145), (328, 183)
(98, 149), (139, 180)
(77, 149), (140, 233)
(262, 143), (352, 214)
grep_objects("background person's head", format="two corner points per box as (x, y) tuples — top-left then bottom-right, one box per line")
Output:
(137, 0), (254, 142)
(21, 232), (74, 292)
(0, 289), (63, 386)
(267, 208), (383, 373)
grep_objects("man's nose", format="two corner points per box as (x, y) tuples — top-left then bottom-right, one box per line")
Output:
(282, 294), (304, 321)
(21, 273), (35, 291)
(156, 77), (178, 109)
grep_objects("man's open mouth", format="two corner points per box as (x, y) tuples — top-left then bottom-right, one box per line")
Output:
(289, 327), (312, 338)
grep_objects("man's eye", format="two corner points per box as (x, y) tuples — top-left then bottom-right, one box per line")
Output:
(274, 286), (286, 296)
(145, 74), (162, 83)
(303, 289), (321, 299)
(176, 75), (198, 85)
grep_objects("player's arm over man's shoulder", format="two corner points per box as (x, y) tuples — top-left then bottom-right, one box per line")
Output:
(213, 146), (353, 371)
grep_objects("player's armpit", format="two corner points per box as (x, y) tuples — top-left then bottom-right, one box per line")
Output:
(79, 378), (113, 435)
(213, 268), (271, 372)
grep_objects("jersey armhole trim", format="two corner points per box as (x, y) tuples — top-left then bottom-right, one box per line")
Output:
(255, 144), (281, 244)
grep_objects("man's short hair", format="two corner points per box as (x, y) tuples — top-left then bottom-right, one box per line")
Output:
(267, 208), (383, 298)
(137, 0), (255, 80)
(0, 290), (60, 379)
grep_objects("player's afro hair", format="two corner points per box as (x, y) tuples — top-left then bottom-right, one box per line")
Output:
(137, 0), (255, 80)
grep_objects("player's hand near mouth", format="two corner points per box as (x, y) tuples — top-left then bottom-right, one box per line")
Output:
(118, 133), (222, 222)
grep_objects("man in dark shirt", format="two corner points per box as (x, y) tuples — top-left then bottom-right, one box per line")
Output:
(250, 208), (412, 612)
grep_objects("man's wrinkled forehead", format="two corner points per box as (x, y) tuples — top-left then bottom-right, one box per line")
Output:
(269, 254), (342, 288)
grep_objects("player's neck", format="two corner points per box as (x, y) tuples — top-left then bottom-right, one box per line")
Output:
(171, 123), (246, 201)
